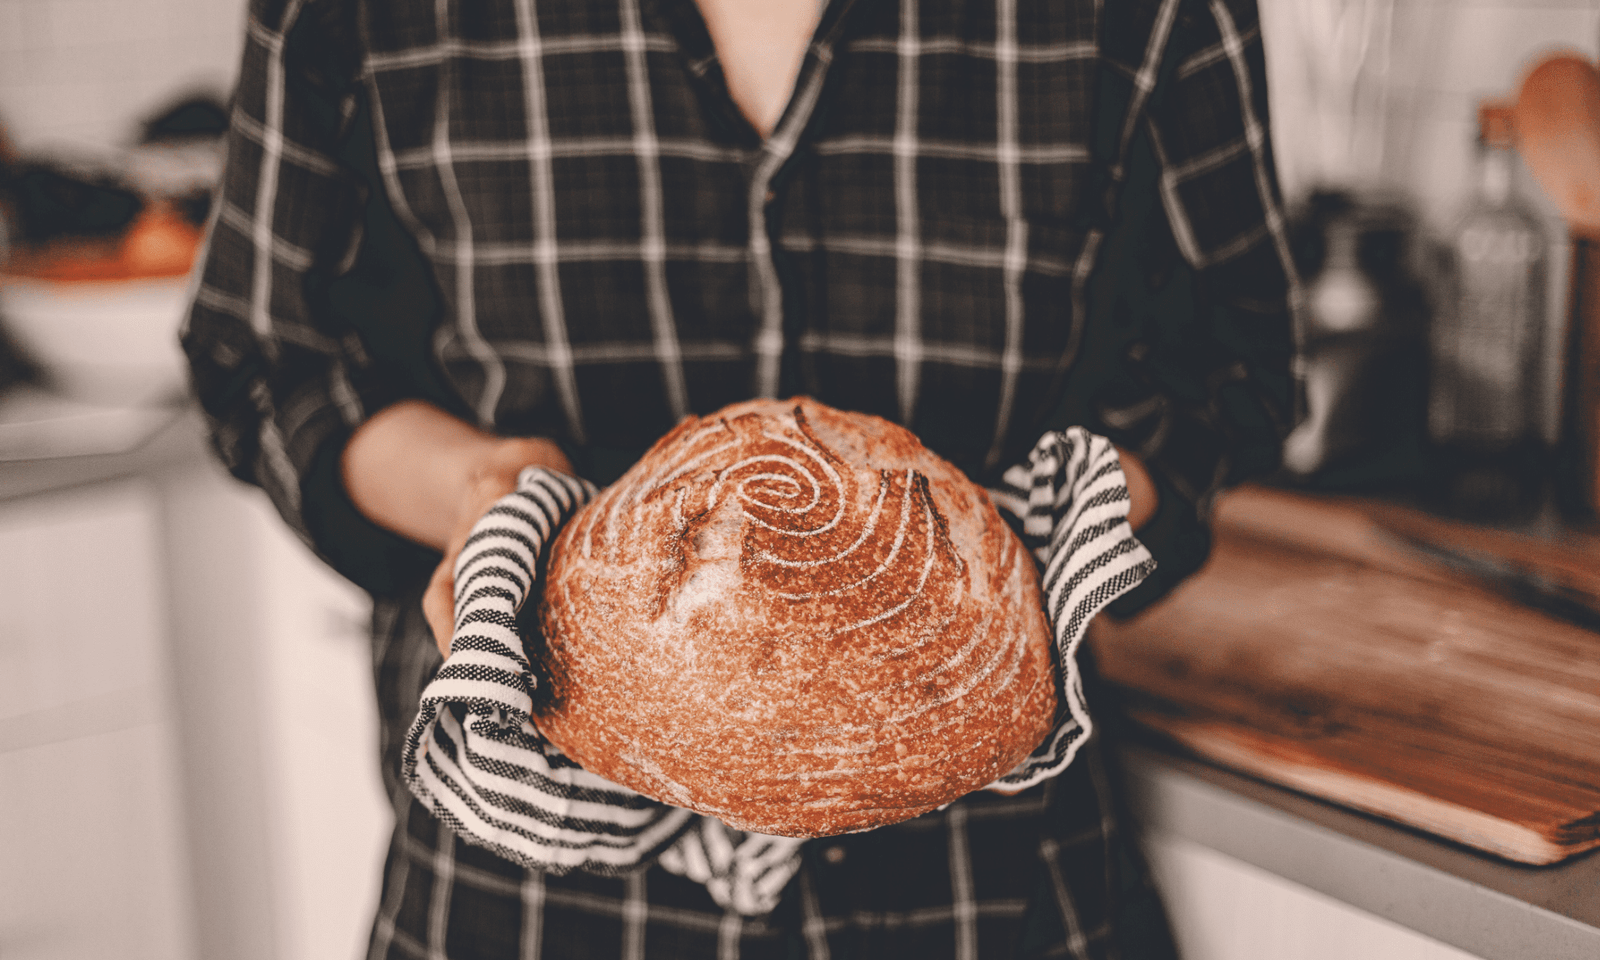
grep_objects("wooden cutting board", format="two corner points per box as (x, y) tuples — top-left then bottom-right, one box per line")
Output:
(1090, 485), (1600, 865)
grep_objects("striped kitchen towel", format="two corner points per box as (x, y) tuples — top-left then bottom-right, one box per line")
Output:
(985, 427), (1159, 792)
(401, 426), (1154, 914)
(400, 469), (698, 875)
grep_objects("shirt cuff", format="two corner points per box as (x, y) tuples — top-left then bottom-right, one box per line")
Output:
(1103, 467), (1212, 617)
(299, 432), (442, 597)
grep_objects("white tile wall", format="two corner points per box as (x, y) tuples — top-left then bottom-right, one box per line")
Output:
(0, 0), (247, 153)
(1263, 0), (1600, 228)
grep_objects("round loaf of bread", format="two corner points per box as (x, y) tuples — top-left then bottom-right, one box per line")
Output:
(536, 397), (1057, 837)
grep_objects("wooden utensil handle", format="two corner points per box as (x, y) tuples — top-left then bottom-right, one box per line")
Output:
(1561, 233), (1600, 517)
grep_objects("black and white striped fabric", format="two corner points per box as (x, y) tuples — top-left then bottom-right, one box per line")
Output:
(402, 427), (1153, 915)
(655, 818), (808, 918)
(985, 427), (1159, 792)
(400, 469), (699, 875)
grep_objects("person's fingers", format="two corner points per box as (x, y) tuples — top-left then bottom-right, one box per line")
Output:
(424, 555), (456, 658)
(426, 446), (575, 660)
(426, 474), (530, 657)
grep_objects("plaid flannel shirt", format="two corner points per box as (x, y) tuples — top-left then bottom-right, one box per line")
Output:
(182, 0), (1296, 955)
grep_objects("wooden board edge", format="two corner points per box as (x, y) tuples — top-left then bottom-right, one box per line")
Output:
(1133, 714), (1600, 867)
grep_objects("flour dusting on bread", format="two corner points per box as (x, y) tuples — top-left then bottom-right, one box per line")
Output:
(538, 397), (1057, 837)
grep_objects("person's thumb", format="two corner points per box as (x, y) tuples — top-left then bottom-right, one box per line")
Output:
(423, 554), (456, 659)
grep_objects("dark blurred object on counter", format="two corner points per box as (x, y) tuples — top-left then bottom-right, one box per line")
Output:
(138, 95), (230, 144)
(1511, 54), (1600, 522)
(132, 93), (229, 229)
(0, 96), (220, 413)
(1281, 190), (1433, 492)
(2, 193), (200, 282)
(3, 159), (145, 246)
(1426, 100), (1549, 522)
(1563, 237), (1600, 519)
(0, 91), (226, 283)
(0, 118), (43, 397)
(0, 318), (44, 395)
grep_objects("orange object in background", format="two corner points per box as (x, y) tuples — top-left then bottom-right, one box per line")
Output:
(1514, 54), (1600, 238)
(2, 201), (202, 284)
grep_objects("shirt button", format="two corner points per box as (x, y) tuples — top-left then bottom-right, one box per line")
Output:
(822, 845), (846, 864)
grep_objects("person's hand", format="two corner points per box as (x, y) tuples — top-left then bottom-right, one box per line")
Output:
(340, 400), (573, 658)
(421, 437), (573, 656)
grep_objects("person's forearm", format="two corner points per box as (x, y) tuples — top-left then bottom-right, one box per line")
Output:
(341, 399), (570, 550)
(344, 402), (1154, 542)
(343, 400), (573, 652)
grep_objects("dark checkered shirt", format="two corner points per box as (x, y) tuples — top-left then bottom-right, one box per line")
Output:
(182, 0), (1297, 955)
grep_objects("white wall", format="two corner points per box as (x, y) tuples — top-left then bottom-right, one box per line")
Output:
(1263, 0), (1600, 226)
(0, 0), (247, 153)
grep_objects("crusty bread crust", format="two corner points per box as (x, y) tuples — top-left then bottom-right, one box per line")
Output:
(536, 397), (1057, 837)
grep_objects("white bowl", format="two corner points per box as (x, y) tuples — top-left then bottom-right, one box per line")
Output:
(1, 276), (193, 408)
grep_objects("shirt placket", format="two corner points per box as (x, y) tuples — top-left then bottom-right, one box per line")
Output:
(746, 94), (818, 397)
(738, 0), (861, 399)
(646, 0), (865, 401)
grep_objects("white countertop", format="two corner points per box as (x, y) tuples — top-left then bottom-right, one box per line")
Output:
(1120, 740), (1600, 960)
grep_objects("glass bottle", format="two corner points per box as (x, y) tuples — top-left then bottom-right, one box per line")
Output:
(1428, 101), (1548, 517)
(1283, 209), (1384, 478)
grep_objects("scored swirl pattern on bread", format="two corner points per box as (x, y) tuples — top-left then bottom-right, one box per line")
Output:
(538, 398), (1058, 837)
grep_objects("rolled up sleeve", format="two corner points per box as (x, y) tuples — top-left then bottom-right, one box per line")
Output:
(1072, 0), (1299, 613)
(182, 0), (438, 594)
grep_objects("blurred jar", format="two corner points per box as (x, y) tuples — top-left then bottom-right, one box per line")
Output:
(1427, 101), (1548, 518)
